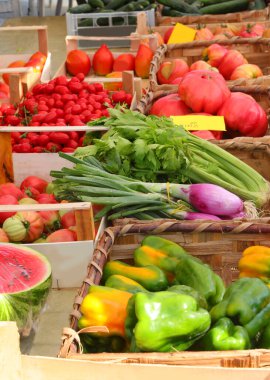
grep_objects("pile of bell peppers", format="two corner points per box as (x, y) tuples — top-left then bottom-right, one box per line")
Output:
(77, 237), (270, 353)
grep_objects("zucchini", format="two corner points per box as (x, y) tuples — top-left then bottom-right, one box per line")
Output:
(200, 0), (249, 14)
(128, 16), (137, 24)
(132, 0), (150, 10)
(167, 9), (199, 16)
(157, 0), (200, 13)
(105, 0), (128, 10)
(144, 3), (158, 10)
(255, 0), (266, 9)
(200, 0), (230, 6)
(76, 0), (87, 4)
(69, 3), (92, 12)
(78, 18), (93, 26)
(88, 0), (104, 7)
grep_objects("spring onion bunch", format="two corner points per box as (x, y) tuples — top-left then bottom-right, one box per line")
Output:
(74, 108), (269, 208)
(51, 154), (255, 221)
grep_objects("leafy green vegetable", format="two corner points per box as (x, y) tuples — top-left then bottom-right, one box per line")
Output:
(75, 109), (269, 208)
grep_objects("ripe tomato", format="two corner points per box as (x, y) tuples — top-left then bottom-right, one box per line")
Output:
(66, 50), (91, 76)
(2, 60), (26, 85)
(29, 51), (47, 66)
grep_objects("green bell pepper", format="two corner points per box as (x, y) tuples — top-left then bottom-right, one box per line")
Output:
(210, 277), (270, 326)
(168, 284), (208, 309)
(80, 333), (127, 353)
(125, 291), (211, 352)
(257, 322), (270, 348)
(244, 302), (270, 340)
(194, 317), (251, 351)
(175, 255), (225, 308)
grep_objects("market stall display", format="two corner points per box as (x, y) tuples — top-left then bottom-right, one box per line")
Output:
(59, 220), (270, 367)
(149, 38), (270, 92)
(53, 33), (161, 91)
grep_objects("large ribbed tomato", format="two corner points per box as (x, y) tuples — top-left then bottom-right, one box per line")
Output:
(218, 50), (247, 80)
(178, 70), (230, 114)
(217, 92), (268, 137)
(15, 211), (44, 243)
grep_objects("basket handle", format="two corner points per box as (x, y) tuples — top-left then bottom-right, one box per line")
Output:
(0, 26), (48, 55)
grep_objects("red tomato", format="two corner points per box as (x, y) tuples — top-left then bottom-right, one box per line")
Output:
(2, 60), (26, 85)
(36, 193), (57, 204)
(217, 92), (268, 137)
(0, 183), (23, 200)
(46, 228), (77, 242)
(16, 211), (44, 242)
(178, 70), (230, 114)
(66, 50), (91, 76)
(61, 210), (76, 228)
(0, 195), (19, 224)
(20, 176), (48, 193)
(29, 51), (47, 65)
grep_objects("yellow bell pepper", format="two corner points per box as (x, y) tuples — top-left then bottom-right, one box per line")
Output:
(78, 285), (132, 337)
(238, 246), (270, 283)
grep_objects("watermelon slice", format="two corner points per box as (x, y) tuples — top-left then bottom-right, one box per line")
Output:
(0, 243), (52, 332)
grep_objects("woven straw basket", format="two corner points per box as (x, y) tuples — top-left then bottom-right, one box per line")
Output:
(149, 38), (270, 93)
(59, 220), (270, 367)
(155, 5), (270, 26)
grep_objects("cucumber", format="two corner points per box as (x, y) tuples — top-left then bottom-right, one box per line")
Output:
(144, 3), (158, 10)
(255, 0), (266, 9)
(128, 16), (137, 24)
(78, 18), (94, 26)
(200, 0), (229, 6)
(167, 9), (199, 16)
(76, 0), (87, 4)
(200, 0), (249, 14)
(88, 0), (104, 8)
(157, 0), (200, 13)
(105, 0), (128, 10)
(69, 3), (92, 13)
(132, 0), (150, 10)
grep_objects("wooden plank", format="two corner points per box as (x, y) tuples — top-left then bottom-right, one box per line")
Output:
(0, 132), (14, 184)
(0, 126), (108, 132)
(0, 202), (93, 212)
(75, 206), (95, 241)
(0, 322), (22, 380)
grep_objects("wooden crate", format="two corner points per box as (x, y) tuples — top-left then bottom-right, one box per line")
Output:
(58, 220), (270, 367)
(54, 20), (158, 91)
(0, 26), (51, 104)
(0, 201), (102, 289)
(137, 18), (270, 41)
(3, 322), (270, 380)
(149, 38), (270, 92)
(155, 4), (270, 26)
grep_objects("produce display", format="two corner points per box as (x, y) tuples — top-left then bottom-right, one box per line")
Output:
(0, 73), (132, 153)
(0, 243), (52, 330)
(150, 70), (268, 138)
(77, 235), (270, 353)
(0, 176), (79, 243)
(48, 107), (269, 222)
(157, 0), (268, 17)
(163, 22), (266, 43)
(156, 44), (264, 85)
(69, 0), (157, 17)
(65, 44), (156, 80)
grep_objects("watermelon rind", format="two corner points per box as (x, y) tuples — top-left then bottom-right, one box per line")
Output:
(0, 244), (52, 332)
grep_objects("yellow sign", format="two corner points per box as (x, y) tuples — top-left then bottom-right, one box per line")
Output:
(171, 115), (226, 131)
(167, 23), (197, 44)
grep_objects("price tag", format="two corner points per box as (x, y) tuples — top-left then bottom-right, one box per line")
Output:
(171, 115), (226, 131)
(167, 23), (196, 44)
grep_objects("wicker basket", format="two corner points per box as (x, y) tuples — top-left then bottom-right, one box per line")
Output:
(135, 88), (270, 139)
(59, 220), (270, 367)
(155, 5), (270, 26)
(149, 38), (270, 93)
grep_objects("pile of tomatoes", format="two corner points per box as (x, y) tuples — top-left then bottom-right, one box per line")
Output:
(0, 72), (132, 153)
